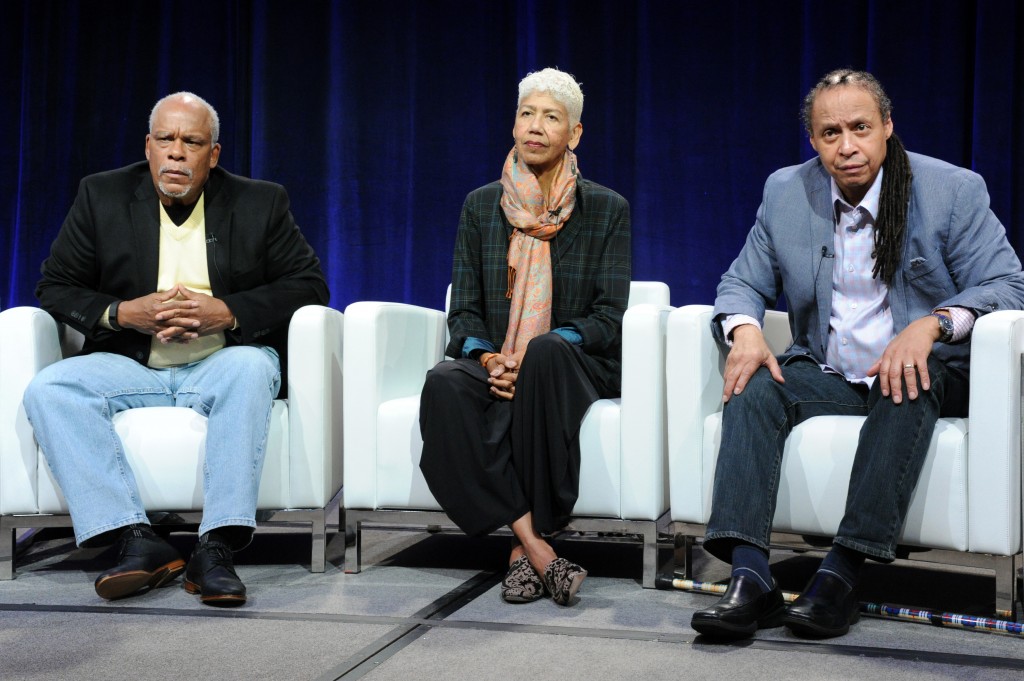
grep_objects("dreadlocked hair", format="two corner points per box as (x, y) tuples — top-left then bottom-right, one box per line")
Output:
(872, 133), (912, 284)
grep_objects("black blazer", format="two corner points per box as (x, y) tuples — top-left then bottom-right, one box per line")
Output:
(36, 162), (329, 394)
(447, 177), (631, 385)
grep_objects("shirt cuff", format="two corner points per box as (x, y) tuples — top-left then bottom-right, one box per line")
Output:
(551, 327), (583, 346)
(936, 306), (976, 343)
(462, 337), (496, 359)
(99, 307), (114, 330)
(720, 314), (761, 346)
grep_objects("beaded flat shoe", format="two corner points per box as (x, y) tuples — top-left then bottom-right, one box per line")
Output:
(543, 557), (587, 606)
(501, 555), (547, 603)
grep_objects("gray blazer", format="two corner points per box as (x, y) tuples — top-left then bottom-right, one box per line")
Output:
(713, 151), (1024, 373)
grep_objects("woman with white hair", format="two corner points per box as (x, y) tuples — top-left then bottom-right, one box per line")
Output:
(419, 68), (631, 606)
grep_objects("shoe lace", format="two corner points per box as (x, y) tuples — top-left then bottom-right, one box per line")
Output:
(203, 541), (239, 575)
(117, 527), (154, 560)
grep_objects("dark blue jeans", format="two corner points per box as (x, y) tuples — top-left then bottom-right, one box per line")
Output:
(703, 354), (969, 563)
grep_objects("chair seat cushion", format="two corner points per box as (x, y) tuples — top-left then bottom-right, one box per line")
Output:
(700, 413), (970, 551)
(37, 402), (290, 513)
(377, 396), (442, 510)
(574, 398), (622, 517)
(374, 396), (625, 517)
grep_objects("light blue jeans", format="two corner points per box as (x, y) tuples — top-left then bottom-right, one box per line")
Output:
(23, 346), (281, 547)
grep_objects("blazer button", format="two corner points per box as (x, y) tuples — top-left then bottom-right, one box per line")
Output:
(135, 352), (144, 361)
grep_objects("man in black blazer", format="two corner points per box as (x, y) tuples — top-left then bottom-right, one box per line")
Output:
(23, 92), (328, 606)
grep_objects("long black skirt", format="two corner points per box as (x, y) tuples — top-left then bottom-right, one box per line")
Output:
(419, 334), (618, 536)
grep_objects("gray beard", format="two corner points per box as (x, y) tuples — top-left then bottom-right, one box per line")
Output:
(158, 166), (194, 199)
(157, 180), (193, 199)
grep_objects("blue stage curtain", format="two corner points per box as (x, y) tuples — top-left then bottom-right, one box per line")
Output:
(4, 0), (1023, 311)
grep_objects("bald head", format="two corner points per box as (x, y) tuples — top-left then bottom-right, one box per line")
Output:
(149, 92), (220, 144)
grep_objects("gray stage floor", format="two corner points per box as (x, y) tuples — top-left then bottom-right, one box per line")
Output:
(1, 525), (1022, 680)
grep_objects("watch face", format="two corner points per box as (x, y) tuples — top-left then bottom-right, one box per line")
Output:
(935, 314), (953, 340)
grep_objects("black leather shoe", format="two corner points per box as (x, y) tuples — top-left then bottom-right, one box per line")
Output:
(783, 570), (860, 638)
(183, 537), (246, 606)
(94, 526), (185, 600)
(690, 574), (786, 638)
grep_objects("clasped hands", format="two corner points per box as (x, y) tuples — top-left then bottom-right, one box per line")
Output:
(723, 315), (944, 405)
(483, 350), (526, 401)
(117, 284), (235, 344)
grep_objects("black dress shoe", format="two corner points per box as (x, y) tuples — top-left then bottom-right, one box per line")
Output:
(783, 570), (860, 638)
(183, 537), (246, 606)
(94, 526), (185, 600)
(691, 574), (786, 638)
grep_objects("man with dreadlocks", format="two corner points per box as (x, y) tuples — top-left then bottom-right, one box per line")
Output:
(690, 69), (1024, 640)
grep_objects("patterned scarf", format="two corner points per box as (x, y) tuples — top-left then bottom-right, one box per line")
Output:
(498, 146), (578, 355)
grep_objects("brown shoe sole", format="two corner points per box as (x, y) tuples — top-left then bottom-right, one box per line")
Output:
(94, 559), (186, 600)
(183, 579), (247, 606)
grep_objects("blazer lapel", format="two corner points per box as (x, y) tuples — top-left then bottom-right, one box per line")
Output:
(201, 169), (231, 296)
(129, 175), (161, 294)
(553, 179), (585, 263)
(888, 189), (917, 329)
(809, 166), (835, 357)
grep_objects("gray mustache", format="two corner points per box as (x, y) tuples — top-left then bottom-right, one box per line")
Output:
(159, 166), (193, 179)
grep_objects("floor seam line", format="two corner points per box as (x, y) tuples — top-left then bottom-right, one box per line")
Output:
(3, 597), (1023, 673)
(323, 569), (500, 680)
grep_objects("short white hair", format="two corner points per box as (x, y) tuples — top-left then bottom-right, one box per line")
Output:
(149, 92), (221, 144)
(517, 68), (583, 127)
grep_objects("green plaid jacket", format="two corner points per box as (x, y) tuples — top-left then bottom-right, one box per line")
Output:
(446, 177), (631, 385)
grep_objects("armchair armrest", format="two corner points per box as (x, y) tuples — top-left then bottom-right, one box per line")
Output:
(0, 307), (63, 513)
(665, 305), (720, 523)
(342, 301), (446, 509)
(285, 305), (345, 507)
(966, 310), (1024, 555)
(619, 302), (673, 519)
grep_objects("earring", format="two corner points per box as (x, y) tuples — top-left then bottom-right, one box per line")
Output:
(570, 152), (576, 175)
(513, 148), (518, 164)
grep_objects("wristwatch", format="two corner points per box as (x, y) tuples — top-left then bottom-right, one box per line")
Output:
(930, 311), (953, 343)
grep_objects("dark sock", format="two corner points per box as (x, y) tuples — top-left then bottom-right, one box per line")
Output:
(819, 543), (865, 588)
(125, 523), (156, 539)
(731, 544), (773, 593)
(81, 522), (153, 548)
(201, 527), (249, 551)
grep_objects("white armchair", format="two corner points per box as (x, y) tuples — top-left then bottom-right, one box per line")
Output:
(666, 304), (1024, 617)
(342, 282), (672, 587)
(0, 304), (344, 578)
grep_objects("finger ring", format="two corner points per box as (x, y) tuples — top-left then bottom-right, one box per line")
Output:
(903, 363), (915, 369)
